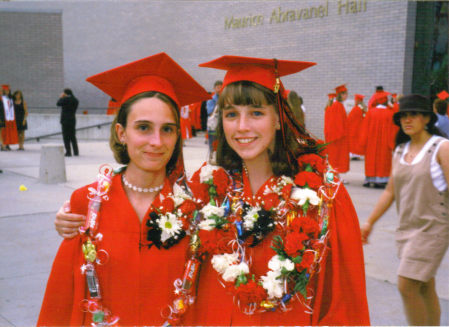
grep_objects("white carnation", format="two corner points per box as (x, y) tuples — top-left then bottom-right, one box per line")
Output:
(172, 183), (191, 207)
(198, 218), (216, 231)
(199, 164), (220, 183)
(291, 187), (320, 206)
(261, 270), (284, 299)
(211, 253), (239, 274)
(200, 203), (225, 219)
(268, 255), (295, 273)
(222, 262), (250, 282)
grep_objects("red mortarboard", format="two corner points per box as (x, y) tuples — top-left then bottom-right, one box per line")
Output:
(328, 93), (336, 99)
(86, 52), (210, 107)
(437, 90), (449, 100)
(199, 55), (316, 93)
(2, 84), (10, 91)
(335, 84), (347, 94)
(391, 93), (397, 99)
(372, 91), (391, 106)
(354, 94), (365, 101)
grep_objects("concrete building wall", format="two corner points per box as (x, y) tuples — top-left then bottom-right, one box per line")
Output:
(0, 0), (414, 138)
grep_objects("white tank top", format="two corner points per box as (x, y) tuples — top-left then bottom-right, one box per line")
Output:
(399, 135), (448, 191)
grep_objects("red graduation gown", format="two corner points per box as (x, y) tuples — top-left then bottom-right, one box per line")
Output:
(359, 105), (398, 178)
(37, 174), (190, 326)
(184, 170), (370, 326)
(324, 101), (349, 173)
(347, 105), (365, 155)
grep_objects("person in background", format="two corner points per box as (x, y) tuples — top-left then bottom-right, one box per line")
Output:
(391, 93), (400, 113)
(434, 98), (449, 137)
(286, 89), (305, 126)
(13, 90), (28, 150)
(347, 94), (367, 160)
(206, 80), (222, 161)
(324, 84), (350, 180)
(436, 90), (449, 119)
(57, 88), (79, 157)
(324, 93), (335, 112)
(180, 104), (192, 140)
(361, 94), (449, 326)
(106, 97), (119, 115)
(368, 85), (384, 110)
(359, 91), (398, 188)
(1, 84), (18, 151)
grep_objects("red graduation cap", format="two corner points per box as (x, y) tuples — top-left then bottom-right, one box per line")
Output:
(354, 94), (365, 102)
(437, 90), (449, 100)
(372, 91), (390, 106)
(2, 84), (10, 91)
(86, 52), (210, 107)
(199, 55), (316, 93)
(335, 84), (347, 94)
(328, 93), (336, 99)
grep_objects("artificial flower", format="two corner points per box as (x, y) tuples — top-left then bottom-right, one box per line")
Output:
(295, 250), (316, 272)
(243, 206), (260, 230)
(200, 203), (225, 219)
(222, 262), (250, 282)
(283, 232), (308, 257)
(294, 171), (322, 189)
(234, 279), (267, 307)
(199, 164), (220, 183)
(268, 255), (295, 273)
(198, 218), (216, 231)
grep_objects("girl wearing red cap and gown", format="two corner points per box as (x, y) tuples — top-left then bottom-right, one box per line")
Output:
(347, 94), (367, 158)
(183, 56), (369, 326)
(1, 85), (19, 150)
(359, 92), (398, 188)
(324, 85), (350, 174)
(38, 53), (211, 326)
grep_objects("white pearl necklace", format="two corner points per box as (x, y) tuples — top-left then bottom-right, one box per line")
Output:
(122, 174), (164, 193)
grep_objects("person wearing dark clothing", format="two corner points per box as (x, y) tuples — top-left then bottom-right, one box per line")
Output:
(57, 88), (79, 156)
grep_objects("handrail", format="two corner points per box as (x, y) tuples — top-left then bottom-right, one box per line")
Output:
(25, 121), (112, 142)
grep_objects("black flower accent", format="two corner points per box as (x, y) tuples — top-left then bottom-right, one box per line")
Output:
(240, 204), (276, 247)
(145, 211), (186, 249)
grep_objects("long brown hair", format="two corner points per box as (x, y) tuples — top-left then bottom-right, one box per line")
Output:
(109, 91), (182, 175)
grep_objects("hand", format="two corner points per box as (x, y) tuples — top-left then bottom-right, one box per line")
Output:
(54, 201), (86, 239)
(360, 222), (373, 245)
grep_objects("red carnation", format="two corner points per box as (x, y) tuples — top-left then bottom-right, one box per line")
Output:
(282, 183), (293, 199)
(212, 169), (230, 197)
(284, 231), (309, 257)
(297, 154), (326, 173)
(188, 182), (210, 204)
(299, 217), (320, 237)
(294, 171), (322, 190)
(161, 197), (174, 212)
(198, 229), (232, 255)
(234, 279), (267, 307)
(295, 250), (315, 272)
(178, 199), (197, 215)
(263, 193), (280, 210)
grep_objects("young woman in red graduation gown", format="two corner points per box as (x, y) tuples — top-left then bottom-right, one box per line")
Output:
(37, 53), (210, 326)
(182, 56), (370, 326)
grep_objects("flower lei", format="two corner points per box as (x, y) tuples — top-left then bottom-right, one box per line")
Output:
(77, 165), (200, 326)
(194, 154), (341, 315)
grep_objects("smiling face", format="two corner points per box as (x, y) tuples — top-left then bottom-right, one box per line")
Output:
(399, 111), (430, 136)
(116, 97), (179, 175)
(222, 102), (279, 165)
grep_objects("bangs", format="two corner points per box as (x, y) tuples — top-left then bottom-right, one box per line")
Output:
(218, 81), (275, 108)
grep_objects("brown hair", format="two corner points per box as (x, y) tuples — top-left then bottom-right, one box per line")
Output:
(287, 90), (305, 126)
(110, 91), (182, 174)
(216, 81), (318, 177)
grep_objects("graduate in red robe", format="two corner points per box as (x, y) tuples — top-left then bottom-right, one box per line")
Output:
(180, 105), (192, 139)
(1, 85), (19, 150)
(189, 101), (203, 131)
(106, 97), (119, 115)
(359, 91), (398, 188)
(324, 85), (349, 174)
(367, 85), (384, 110)
(437, 90), (449, 118)
(188, 56), (369, 326)
(347, 94), (367, 157)
(38, 53), (211, 326)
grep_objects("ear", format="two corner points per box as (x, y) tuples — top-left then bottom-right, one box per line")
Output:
(115, 123), (126, 144)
